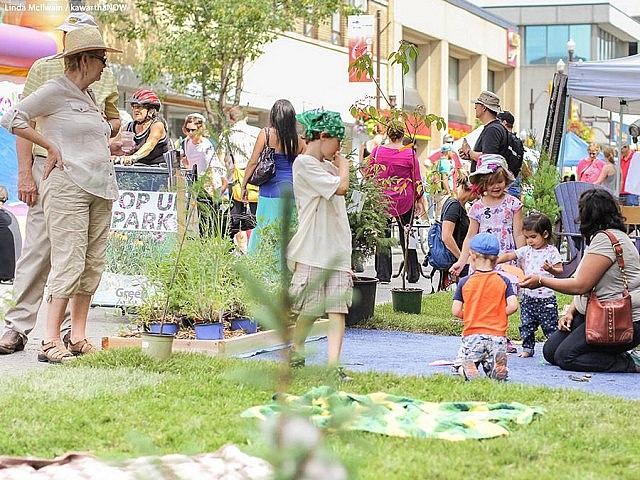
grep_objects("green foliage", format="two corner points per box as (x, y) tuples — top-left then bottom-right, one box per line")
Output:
(141, 235), (243, 323)
(347, 162), (396, 268)
(99, 0), (346, 130)
(105, 232), (177, 276)
(523, 149), (562, 223)
(349, 40), (446, 288)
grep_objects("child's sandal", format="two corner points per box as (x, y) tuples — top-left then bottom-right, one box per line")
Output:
(67, 338), (98, 356)
(37, 340), (75, 364)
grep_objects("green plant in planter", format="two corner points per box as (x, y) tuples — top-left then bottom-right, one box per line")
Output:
(347, 161), (396, 271)
(349, 41), (446, 290)
(140, 235), (244, 328)
(522, 149), (561, 222)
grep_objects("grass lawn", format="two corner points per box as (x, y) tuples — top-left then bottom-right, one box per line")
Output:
(356, 291), (573, 341)
(1, 349), (638, 479)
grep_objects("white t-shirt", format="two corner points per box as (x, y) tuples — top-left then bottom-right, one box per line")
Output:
(227, 120), (260, 169)
(515, 244), (562, 298)
(287, 154), (352, 272)
(185, 138), (216, 176)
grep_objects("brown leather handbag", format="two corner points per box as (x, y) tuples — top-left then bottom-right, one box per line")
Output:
(585, 230), (635, 346)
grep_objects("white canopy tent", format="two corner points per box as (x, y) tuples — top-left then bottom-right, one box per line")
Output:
(567, 54), (640, 192)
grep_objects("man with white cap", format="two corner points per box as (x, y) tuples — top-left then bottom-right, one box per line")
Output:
(0, 14), (120, 355)
(459, 90), (505, 172)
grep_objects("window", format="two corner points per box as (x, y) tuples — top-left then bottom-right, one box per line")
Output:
(331, 12), (341, 45)
(348, 0), (367, 10)
(524, 24), (591, 64)
(404, 43), (417, 90)
(448, 57), (459, 100)
(598, 28), (623, 60)
(487, 70), (495, 94)
(303, 19), (317, 38)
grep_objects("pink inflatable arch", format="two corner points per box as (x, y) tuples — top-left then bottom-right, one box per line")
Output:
(0, 24), (57, 69)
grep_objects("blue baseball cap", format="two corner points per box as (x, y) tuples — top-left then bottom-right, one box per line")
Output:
(470, 233), (500, 256)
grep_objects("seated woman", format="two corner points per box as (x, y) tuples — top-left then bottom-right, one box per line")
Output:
(520, 189), (640, 373)
(121, 89), (169, 166)
(438, 176), (478, 286)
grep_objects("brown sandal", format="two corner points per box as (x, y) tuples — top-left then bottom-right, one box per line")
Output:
(67, 338), (98, 356)
(38, 340), (75, 364)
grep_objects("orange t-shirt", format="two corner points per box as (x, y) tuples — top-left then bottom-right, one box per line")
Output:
(453, 270), (515, 337)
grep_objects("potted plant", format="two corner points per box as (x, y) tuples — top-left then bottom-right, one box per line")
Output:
(350, 42), (446, 314)
(345, 161), (395, 325)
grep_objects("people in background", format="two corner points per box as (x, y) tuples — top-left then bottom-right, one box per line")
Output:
(367, 121), (424, 284)
(182, 113), (228, 237)
(594, 146), (618, 192)
(576, 143), (604, 184)
(619, 142), (638, 206)
(121, 89), (169, 166)
(439, 176), (478, 280)
(359, 122), (386, 163)
(224, 105), (261, 252)
(0, 27), (121, 363)
(458, 91), (504, 172)
(0, 14), (120, 356)
(241, 99), (305, 254)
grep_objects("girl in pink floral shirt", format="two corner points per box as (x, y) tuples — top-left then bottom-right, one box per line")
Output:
(451, 154), (525, 276)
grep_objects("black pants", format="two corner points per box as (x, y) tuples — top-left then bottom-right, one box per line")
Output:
(543, 312), (640, 372)
(375, 209), (420, 283)
(0, 210), (15, 281)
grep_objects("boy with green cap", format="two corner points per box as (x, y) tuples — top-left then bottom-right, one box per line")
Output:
(287, 109), (352, 381)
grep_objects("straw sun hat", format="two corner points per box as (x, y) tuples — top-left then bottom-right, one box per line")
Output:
(52, 26), (122, 59)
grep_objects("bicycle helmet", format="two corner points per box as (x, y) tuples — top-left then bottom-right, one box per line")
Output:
(127, 89), (161, 110)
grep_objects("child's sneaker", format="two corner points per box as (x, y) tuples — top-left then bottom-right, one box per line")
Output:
(459, 361), (480, 381)
(491, 353), (508, 381)
(506, 339), (517, 354)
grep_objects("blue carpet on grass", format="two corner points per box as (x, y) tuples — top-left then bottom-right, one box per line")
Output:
(247, 328), (640, 400)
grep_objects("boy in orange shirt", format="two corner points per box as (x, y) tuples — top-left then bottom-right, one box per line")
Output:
(452, 233), (518, 380)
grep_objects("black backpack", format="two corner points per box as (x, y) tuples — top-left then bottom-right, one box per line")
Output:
(501, 127), (525, 178)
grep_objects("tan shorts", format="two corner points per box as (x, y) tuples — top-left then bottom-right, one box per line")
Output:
(289, 263), (353, 317)
(41, 168), (113, 298)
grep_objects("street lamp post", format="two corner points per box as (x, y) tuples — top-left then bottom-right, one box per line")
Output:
(567, 38), (576, 63)
(556, 59), (565, 74)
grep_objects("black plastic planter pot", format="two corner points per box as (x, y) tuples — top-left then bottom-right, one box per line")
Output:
(391, 288), (423, 314)
(345, 276), (378, 326)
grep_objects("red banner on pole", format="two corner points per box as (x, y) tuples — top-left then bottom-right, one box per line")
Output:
(348, 15), (374, 83)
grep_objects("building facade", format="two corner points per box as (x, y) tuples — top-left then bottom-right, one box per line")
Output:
(473, 0), (640, 144)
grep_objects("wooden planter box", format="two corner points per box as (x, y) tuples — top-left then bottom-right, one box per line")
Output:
(101, 319), (329, 357)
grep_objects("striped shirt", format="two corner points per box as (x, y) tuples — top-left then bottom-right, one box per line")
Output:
(23, 55), (119, 158)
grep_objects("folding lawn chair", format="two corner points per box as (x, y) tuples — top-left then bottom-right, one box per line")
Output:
(554, 181), (612, 278)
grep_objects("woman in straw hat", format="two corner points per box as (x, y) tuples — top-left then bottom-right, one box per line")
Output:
(0, 27), (122, 363)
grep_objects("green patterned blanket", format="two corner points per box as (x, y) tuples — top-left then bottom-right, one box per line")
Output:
(242, 386), (544, 441)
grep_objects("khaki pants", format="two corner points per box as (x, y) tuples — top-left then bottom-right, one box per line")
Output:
(2, 159), (71, 338)
(41, 169), (112, 297)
